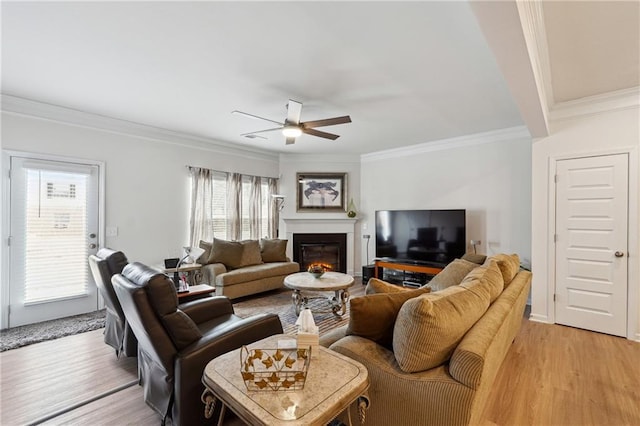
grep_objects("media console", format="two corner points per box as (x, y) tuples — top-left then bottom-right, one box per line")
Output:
(374, 259), (444, 287)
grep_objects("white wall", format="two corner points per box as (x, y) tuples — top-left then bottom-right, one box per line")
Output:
(1, 112), (279, 266)
(360, 129), (532, 272)
(531, 106), (640, 341)
(278, 154), (361, 271)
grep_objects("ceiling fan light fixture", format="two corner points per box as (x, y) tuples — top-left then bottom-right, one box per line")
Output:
(282, 126), (302, 138)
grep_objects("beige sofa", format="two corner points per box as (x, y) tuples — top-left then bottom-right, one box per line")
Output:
(198, 238), (299, 300)
(320, 254), (532, 426)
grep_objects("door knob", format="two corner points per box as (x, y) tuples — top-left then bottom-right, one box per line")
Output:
(614, 251), (624, 258)
(89, 243), (97, 249)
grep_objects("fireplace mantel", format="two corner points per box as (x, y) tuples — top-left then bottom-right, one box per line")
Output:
(282, 218), (357, 276)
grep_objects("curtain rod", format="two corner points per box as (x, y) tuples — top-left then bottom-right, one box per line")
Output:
(186, 165), (278, 180)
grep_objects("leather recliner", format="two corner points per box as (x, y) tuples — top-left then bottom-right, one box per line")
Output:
(88, 248), (138, 357)
(112, 262), (284, 425)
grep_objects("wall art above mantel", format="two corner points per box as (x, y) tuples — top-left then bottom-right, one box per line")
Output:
(296, 172), (346, 212)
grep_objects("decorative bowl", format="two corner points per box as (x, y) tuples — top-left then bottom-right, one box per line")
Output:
(307, 265), (325, 278)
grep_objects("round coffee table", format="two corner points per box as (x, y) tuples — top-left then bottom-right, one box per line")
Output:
(284, 271), (355, 316)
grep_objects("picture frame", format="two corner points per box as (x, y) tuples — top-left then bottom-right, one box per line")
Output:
(296, 173), (347, 211)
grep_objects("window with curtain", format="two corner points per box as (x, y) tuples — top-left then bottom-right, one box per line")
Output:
(189, 167), (278, 245)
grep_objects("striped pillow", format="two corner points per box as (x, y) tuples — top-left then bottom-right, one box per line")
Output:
(393, 284), (490, 373)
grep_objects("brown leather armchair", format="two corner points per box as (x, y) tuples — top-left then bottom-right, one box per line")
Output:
(88, 248), (137, 357)
(112, 262), (284, 425)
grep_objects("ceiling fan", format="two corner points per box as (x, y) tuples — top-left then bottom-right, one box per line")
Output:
(232, 99), (351, 145)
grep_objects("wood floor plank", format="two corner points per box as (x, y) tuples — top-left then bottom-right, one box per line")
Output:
(0, 329), (138, 425)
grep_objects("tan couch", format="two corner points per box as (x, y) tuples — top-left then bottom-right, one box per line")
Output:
(198, 238), (300, 300)
(320, 254), (532, 426)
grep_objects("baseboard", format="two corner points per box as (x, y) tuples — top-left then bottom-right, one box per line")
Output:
(528, 313), (552, 324)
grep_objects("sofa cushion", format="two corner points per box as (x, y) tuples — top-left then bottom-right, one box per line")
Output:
(215, 261), (300, 287)
(209, 238), (263, 270)
(393, 284), (490, 373)
(240, 240), (264, 267)
(365, 277), (410, 295)
(347, 285), (431, 349)
(485, 253), (520, 286)
(260, 238), (288, 262)
(460, 259), (504, 303)
(208, 238), (244, 269)
(428, 258), (479, 292)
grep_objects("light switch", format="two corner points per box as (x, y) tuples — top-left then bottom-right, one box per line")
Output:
(106, 226), (118, 237)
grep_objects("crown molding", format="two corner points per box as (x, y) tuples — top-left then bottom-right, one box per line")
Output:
(549, 87), (640, 121)
(361, 126), (531, 162)
(0, 94), (279, 163)
(517, 0), (554, 112)
(279, 153), (361, 164)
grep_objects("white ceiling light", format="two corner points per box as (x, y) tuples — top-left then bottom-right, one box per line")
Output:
(282, 125), (302, 138)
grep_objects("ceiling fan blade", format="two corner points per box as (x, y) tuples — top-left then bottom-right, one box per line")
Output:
(240, 127), (283, 137)
(232, 110), (283, 126)
(285, 137), (296, 145)
(301, 115), (351, 129)
(302, 128), (340, 140)
(286, 100), (302, 125)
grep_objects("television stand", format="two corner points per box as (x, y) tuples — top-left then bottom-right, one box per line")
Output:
(374, 259), (444, 285)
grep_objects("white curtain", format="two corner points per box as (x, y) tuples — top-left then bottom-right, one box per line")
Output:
(188, 167), (213, 246)
(249, 176), (262, 239)
(267, 178), (278, 238)
(188, 167), (278, 242)
(226, 172), (242, 240)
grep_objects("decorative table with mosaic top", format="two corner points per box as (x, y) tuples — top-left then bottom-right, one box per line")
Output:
(201, 334), (369, 426)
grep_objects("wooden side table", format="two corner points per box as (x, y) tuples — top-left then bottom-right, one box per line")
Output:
(177, 284), (215, 302)
(202, 334), (369, 426)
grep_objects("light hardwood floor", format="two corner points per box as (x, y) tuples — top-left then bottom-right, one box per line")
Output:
(1, 312), (638, 425)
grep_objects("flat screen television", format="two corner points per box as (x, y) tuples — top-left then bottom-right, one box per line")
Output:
(375, 209), (466, 266)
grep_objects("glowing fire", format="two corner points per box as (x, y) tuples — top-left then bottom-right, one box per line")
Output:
(307, 263), (333, 272)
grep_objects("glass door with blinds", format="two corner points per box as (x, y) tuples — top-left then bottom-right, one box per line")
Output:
(8, 156), (100, 327)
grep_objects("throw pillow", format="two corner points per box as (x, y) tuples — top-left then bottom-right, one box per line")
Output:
(365, 277), (411, 295)
(460, 259), (504, 303)
(239, 240), (264, 267)
(197, 240), (212, 264)
(393, 284), (490, 373)
(260, 238), (288, 262)
(346, 286), (431, 349)
(485, 253), (520, 286)
(428, 258), (479, 292)
(207, 238), (244, 269)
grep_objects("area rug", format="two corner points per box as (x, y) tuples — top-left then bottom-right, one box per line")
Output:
(232, 283), (365, 336)
(0, 281), (365, 351)
(0, 309), (106, 352)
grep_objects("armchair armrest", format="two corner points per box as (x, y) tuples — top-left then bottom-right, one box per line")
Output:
(180, 296), (234, 324)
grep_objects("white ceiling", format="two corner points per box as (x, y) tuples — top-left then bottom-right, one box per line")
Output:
(1, 1), (638, 155)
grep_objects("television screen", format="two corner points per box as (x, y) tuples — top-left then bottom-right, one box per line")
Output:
(375, 209), (466, 266)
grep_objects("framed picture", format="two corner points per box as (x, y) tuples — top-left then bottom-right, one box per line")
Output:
(296, 173), (347, 211)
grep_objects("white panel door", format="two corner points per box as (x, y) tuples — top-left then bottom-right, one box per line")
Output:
(555, 154), (628, 337)
(9, 156), (100, 327)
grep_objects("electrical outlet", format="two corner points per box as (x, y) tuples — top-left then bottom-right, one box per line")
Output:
(470, 239), (481, 246)
(363, 234), (371, 239)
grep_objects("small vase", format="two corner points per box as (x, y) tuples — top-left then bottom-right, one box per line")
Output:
(347, 198), (357, 218)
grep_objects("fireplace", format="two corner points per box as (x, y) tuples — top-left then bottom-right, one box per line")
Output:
(283, 218), (356, 276)
(293, 233), (347, 273)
